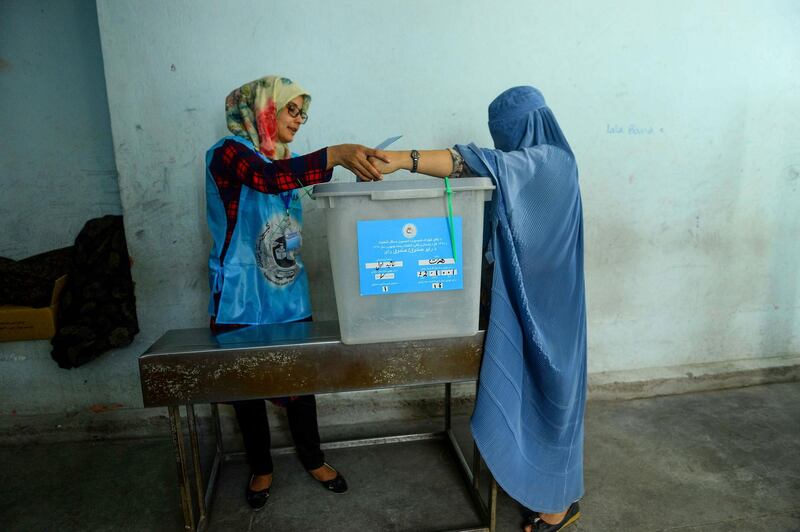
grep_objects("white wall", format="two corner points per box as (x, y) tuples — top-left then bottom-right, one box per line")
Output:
(96, 0), (799, 374)
(0, 0), (129, 417)
(5, 0), (796, 418)
(0, 0), (121, 259)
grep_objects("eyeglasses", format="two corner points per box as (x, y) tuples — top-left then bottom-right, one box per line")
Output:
(285, 102), (308, 124)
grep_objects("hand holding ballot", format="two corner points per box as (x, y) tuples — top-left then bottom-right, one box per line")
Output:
(327, 144), (389, 182)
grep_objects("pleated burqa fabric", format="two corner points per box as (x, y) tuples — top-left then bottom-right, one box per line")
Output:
(456, 86), (587, 513)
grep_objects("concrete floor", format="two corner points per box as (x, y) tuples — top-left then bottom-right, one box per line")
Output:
(1, 382), (798, 531)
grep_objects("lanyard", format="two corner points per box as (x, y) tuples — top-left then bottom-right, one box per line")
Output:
(280, 191), (293, 213)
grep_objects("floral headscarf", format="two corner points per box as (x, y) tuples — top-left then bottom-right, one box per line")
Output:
(224, 75), (310, 160)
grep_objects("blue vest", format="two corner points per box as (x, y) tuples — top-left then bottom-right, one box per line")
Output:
(206, 136), (311, 324)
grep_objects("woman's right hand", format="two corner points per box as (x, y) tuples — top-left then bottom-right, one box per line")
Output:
(327, 144), (389, 182)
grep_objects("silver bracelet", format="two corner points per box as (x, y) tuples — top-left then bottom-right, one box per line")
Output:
(448, 148), (465, 178)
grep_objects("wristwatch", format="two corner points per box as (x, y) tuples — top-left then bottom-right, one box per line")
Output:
(410, 149), (420, 173)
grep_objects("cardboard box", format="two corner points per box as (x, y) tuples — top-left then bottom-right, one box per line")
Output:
(0, 275), (67, 342)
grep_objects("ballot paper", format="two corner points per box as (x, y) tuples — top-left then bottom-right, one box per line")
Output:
(374, 135), (402, 150)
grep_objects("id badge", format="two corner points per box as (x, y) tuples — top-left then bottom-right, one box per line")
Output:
(284, 230), (302, 251)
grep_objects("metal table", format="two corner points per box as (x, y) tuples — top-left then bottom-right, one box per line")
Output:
(139, 320), (497, 532)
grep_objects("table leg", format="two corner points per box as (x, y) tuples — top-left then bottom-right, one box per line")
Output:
(186, 405), (207, 529)
(488, 477), (498, 532)
(472, 443), (481, 491)
(168, 405), (195, 532)
(204, 404), (223, 513)
(211, 403), (224, 455)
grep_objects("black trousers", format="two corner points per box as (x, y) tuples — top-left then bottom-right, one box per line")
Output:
(232, 395), (325, 475)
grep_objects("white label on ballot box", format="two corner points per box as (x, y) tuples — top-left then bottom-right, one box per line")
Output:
(357, 217), (463, 296)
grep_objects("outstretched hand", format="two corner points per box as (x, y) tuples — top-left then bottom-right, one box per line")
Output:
(327, 144), (389, 182)
(368, 152), (409, 177)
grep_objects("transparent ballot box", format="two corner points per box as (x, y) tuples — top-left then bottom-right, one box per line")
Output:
(312, 178), (494, 344)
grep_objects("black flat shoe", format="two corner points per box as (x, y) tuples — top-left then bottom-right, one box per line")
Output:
(245, 475), (271, 510)
(523, 502), (580, 531)
(311, 463), (348, 493)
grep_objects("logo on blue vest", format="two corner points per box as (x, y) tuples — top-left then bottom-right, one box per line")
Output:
(255, 215), (301, 286)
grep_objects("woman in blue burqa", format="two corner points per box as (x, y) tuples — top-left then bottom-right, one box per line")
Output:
(372, 86), (587, 531)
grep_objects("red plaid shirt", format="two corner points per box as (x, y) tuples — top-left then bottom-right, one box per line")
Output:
(208, 138), (333, 261)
